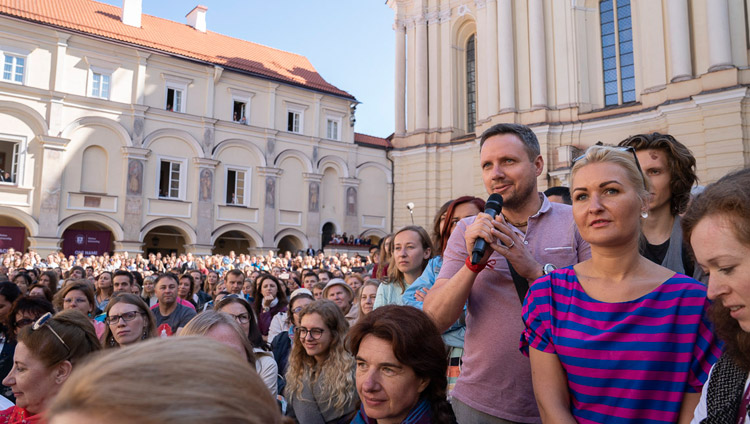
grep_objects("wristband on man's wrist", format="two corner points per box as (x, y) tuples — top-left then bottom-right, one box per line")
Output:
(465, 256), (487, 273)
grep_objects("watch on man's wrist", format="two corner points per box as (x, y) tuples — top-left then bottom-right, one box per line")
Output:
(542, 263), (557, 275)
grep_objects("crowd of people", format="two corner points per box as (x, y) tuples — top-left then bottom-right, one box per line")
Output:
(0, 123), (748, 423)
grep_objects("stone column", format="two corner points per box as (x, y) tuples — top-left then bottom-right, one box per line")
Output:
(257, 167), (282, 250)
(497, 0), (516, 111)
(395, 20), (407, 135)
(304, 173), (323, 250)
(439, 9), (452, 130)
(187, 158), (219, 256)
(36, 135), (68, 239)
(485, 0), (499, 117)
(415, 13), (428, 131)
(340, 177), (361, 236)
(427, 11), (440, 130)
(121, 146), (150, 255)
(666, 0), (692, 82)
(706, 0), (733, 72)
(528, 0), (548, 108)
(475, 0), (488, 123)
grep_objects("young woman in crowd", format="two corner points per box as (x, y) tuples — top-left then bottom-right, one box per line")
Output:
(285, 300), (358, 422)
(0, 283), (20, 402)
(205, 270), (220, 295)
(372, 234), (393, 280)
(349, 305), (456, 423)
(141, 275), (157, 307)
(521, 145), (720, 423)
(214, 296), (277, 395)
(181, 311), (279, 396)
(357, 280), (379, 322)
(28, 284), (53, 303)
(254, 273), (288, 340)
(1, 309), (101, 422)
(373, 226), (433, 308)
(38, 271), (59, 296)
(46, 337), (283, 424)
(271, 289), (314, 378)
(346, 273), (364, 293)
(11, 272), (30, 296)
(101, 293), (157, 348)
(682, 168), (750, 421)
(178, 273), (197, 309)
(57, 281), (105, 338)
(94, 271), (113, 311)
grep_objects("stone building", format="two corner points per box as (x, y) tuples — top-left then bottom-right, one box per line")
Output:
(388, 0), (750, 228)
(0, 0), (392, 256)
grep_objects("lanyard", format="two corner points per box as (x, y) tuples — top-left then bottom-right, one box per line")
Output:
(737, 379), (750, 424)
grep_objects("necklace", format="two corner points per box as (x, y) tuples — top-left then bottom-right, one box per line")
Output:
(503, 214), (527, 227)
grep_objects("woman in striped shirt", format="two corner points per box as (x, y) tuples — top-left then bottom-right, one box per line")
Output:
(521, 145), (721, 423)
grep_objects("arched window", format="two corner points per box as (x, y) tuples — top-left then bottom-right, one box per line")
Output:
(80, 145), (107, 193)
(600, 0), (634, 106)
(466, 34), (477, 134)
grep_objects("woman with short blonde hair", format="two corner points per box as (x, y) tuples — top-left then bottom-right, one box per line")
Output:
(46, 337), (283, 424)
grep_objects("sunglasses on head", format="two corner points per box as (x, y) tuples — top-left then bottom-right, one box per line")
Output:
(573, 144), (647, 191)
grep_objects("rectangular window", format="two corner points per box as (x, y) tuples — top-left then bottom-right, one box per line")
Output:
(166, 87), (183, 112)
(226, 169), (246, 205)
(233, 101), (247, 124)
(91, 72), (110, 99)
(0, 140), (19, 184)
(600, 0), (635, 106)
(158, 160), (181, 199)
(326, 119), (339, 140)
(466, 34), (476, 134)
(3, 54), (24, 83)
(287, 111), (300, 133)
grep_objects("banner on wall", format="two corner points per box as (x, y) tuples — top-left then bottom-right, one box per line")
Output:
(62, 229), (111, 256)
(0, 226), (25, 253)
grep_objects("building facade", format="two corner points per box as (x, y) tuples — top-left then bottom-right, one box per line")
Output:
(388, 0), (750, 229)
(0, 0), (392, 257)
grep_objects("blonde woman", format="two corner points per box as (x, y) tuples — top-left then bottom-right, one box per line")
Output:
(46, 337), (283, 424)
(373, 226), (433, 308)
(285, 300), (358, 422)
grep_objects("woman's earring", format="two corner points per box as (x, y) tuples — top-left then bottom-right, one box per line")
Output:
(641, 211), (649, 219)
(142, 329), (148, 340)
(109, 337), (116, 347)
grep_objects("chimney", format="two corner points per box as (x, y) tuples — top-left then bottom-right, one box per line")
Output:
(186, 5), (207, 33)
(121, 0), (142, 28)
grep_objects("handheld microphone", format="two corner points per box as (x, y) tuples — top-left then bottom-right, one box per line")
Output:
(471, 193), (503, 265)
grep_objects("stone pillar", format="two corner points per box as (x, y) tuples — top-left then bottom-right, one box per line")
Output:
(415, 13), (428, 131)
(394, 20), (407, 135)
(439, 9), (452, 130)
(36, 136), (69, 239)
(258, 167), (282, 250)
(304, 173), (323, 249)
(666, 0), (692, 82)
(706, 0), (733, 72)
(485, 0), (499, 117)
(528, 0), (547, 108)
(340, 177), (361, 236)
(121, 146), (150, 255)
(497, 0), (516, 111)
(190, 157), (219, 255)
(427, 11), (440, 130)
(475, 0), (488, 123)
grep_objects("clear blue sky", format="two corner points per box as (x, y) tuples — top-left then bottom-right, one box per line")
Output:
(99, 0), (395, 138)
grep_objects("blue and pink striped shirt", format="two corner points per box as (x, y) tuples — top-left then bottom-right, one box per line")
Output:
(521, 267), (721, 424)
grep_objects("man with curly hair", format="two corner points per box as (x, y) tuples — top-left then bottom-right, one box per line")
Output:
(619, 132), (702, 279)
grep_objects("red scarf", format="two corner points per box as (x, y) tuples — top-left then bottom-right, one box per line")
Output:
(0, 406), (43, 424)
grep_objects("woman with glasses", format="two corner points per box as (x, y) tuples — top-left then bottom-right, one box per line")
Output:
(214, 295), (277, 395)
(270, 289), (314, 380)
(55, 282), (105, 338)
(101, 294), (156, 348)
(0, 309), (101, 422)
(8, 296), (55, 338)
(284, 300), (358, 423)
(521, 145), (721, 423)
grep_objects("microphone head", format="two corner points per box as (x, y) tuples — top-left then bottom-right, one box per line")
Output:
(486, 194), (503, 212)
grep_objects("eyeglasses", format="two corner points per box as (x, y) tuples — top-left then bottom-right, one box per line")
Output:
(573, 145), (647, 191)
(32, 312), (71, 356)
(16, 318), (34, 328)
(228, 313), (250, 325)
(292, 306), (304, 314)
(296, 327), (325, 340)
(105, 311), (143, 325)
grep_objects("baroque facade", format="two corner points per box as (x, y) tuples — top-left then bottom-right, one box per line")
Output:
(0, 0), (392, 256)
(388, 0), (750, 229)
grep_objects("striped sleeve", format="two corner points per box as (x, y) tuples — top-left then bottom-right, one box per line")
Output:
(687, 297), (723, 392)
(520, 274), (555, 355)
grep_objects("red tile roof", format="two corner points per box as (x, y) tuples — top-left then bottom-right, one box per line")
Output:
(355, 132), (391, 149)
(0, 0), (355, 99)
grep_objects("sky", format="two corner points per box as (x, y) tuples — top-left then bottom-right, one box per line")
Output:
(99, 0), (396, 138)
